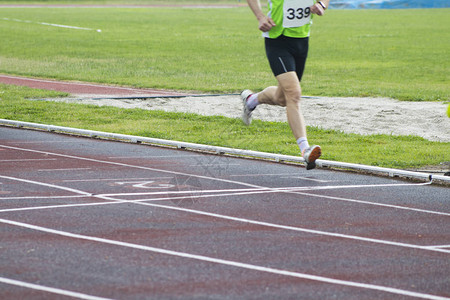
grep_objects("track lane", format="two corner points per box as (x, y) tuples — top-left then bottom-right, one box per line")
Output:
(1, 126), (449, 299)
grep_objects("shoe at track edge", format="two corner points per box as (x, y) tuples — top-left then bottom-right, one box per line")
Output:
(302, 145), (322, 170)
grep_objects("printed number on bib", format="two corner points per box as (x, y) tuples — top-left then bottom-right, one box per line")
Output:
(283, 0), (314, 28)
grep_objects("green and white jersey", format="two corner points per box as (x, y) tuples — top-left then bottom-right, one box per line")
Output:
(264, 0), (315, 38)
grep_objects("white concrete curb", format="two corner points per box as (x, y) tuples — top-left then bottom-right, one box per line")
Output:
(1, 119), (448, 184)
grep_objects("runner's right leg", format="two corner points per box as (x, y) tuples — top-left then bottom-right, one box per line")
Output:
(257, 71), (321, 169)
(258, 72), (306, 139)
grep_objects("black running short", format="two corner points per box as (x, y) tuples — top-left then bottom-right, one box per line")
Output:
(264, 35), (309, 81)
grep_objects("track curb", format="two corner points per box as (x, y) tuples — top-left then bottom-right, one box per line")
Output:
(1, 118), (449, 185)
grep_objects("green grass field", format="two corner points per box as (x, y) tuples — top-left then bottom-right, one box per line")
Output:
(0, 4), (448, 100)
(0, 2), (449, 169)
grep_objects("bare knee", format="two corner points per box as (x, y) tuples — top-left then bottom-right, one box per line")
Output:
(275, 72), (302, 107)
(273, 87), (289, 107)
(280, 81), (302, 106)
(285, 89), (302, 107)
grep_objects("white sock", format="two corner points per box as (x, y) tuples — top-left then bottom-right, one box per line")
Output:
(296, 137), (309, 155)
(246, 93), (259, 111)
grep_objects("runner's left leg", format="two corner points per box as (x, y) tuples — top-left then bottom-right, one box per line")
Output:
(257, 71), (306, 139)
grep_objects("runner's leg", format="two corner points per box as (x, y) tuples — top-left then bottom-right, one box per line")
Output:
(256, 86), (286, 106)
(257, 71), (306, 140)
(277, 72), (307, 140)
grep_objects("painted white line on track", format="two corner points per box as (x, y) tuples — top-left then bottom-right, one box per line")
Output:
(229, 173), (333, 183)
(61, 177), (172, 183)
(0, 189), (282, 213)
(100, 190), (282, 205)
(0, 159), (57, 162)
(99, 187), (281, 197)
(0, 146), (447, 252)
(98, 182), (433, 197)
(97, 195), (450, 254)
(1, 218), (448, 300)
(0, 144), (263, 189)
(280, 176), (331, 183)
(115, 180), (174, 189)
(37, 168), (91, 172)
(95, 182), (450, 217)
(230, 173), (296, 177)
(0, 176), (450, 253)
(0, 195), (91, 200)
(0, 277), (113, 300)
(289, 190), (450, 216)
(423, 245), (450, 250)
(108, 155), (199, 159)
(0, 144), (447, 216)
(6, 141), (85, 144)
(189, 163), (241, 167)
(0, 175), (446, 253)
(0, 200), (118, 213)
(0, 175), (92, 197)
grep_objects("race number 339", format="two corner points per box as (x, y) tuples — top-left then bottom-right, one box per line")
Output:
(283, 0), (314, 28)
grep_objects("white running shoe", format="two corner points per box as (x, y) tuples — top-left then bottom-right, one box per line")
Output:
(241, 90), (253, 126)
(302, 145), (322, 170)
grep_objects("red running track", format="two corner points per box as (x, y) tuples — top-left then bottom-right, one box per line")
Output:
(0, 126), (449, 300)
(0, 75), (188, 97)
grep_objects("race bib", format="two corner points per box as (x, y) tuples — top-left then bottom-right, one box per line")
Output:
(283, 0), (314, 28)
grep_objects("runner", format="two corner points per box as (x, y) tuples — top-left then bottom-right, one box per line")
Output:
(242, 0), (330, 170)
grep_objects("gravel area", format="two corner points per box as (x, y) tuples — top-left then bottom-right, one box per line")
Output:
(53, 94), (450, 143)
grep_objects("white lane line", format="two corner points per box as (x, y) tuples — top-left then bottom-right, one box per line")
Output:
(0, 175), (92, 197)
(5, 141), (84, 144)
(95, 182), (450, 217)
(61, 177), (172, 183)
(1, 182), (448, 254)
(0, 159), (57, 162)
(0, 277), (113, 300)
(1, 17), (101, 32)
(2, 152), (437, 217)
(1, 177), (447, 254)
(0, 144), (447, 217)
(0, 144), (263, 189)
(280, 176), (331, 183)
(37, 168), (91, 172)
(423, 245), (450, 250)
(97, 195), (450, 254)
(4, 145), (442, 215)
(0, 195), (90, 200)
(289, 190), (450, 217)
(99, 182), (432, 197)
(0, 146), (447, 252)
(230, 173), (297, 177)
(0, 143), (438, 203)
(108, 155), (199, 159)
(99, 187), (271, 197)
(101, 190), (279, 204)
(0, 189), (279, 213)
(188, 163), (241, 167)
(1, 218), (448, 300)
(230, 174), (332, 183)
(0, 201), (119, 213)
